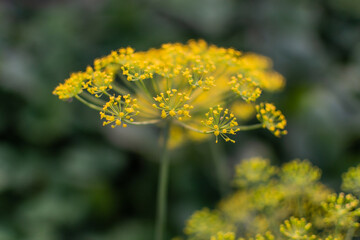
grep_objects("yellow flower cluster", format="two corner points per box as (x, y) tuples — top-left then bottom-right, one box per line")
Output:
(184, 208), (234, 240)
(182, 158), (360, 240)
(201, 106), (240, 143)
(280, 217), (316, 240)
(230, 102), (255, 121)
(256, 103), (287, 137)
(233, 157), (277, 188)
(152, 89), (193, 120)
(53, 40), (287, 143)
(82, 67), (114, 97)
(100, 94), (139, 128)
(53, 72), (87, 99)
(341, 164), (360, 197)
(237, 53), (285, 92)
(250, 184), (284, 210)
(121, 62), (154, 81)
(279, 159), (321, 189)
(322, 193), (360, 229)
(229, 74), (262, 102)
(211, 232), (236, 240)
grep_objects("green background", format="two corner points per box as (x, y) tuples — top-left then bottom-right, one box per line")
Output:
(0, 0), (359, 239)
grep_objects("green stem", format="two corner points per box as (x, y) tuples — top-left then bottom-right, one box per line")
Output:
(130, 119), (161, 125)
(134, 81), (154, 103)
(111, 83), (129, 95)
(237, 123), (263, 131)
(155, 121), (171, 240)
(175, 120), (263, 134)
(174, 120), (211, 134)
(81, 92), (106, 105)
(75, 95), (103, 111)
(151, 77), (159, 93)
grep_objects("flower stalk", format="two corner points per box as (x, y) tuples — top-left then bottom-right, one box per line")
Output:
(155, 121), (171, 240)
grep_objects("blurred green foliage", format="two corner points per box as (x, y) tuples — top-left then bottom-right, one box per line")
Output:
(184, 158), (360, 240)
(0, 0), (359, 239)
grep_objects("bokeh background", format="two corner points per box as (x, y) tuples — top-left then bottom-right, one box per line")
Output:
(0, 0), (360, 239)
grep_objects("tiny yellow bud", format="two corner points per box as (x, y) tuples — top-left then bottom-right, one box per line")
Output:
(169, 110), (176, 117)
(125, 108), (134, 113)
(161, 110), (167, 119)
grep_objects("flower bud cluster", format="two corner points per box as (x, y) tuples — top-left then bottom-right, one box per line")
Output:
(53, 71), (87, 99)
(341, 164), (360, 197)
(229, 74), (262, 102)
(184, 158), (360, 240)
(82, 67), (114, 97)
(322, 193), (360, 228)
(280, 217), (316, 240)
(152, 89), (193, 120)
(201, 106), (240, 143)
(234, 157), (277, 188)
(100, 94), (139, 128)
(256, 103), (287, 137)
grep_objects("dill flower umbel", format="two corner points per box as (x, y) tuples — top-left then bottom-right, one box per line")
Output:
(53, 40), (287, 143)
(184, 208), (235, 240)
(234, 157), (277, 188)
(279, 159), (321, 188)
(341, 163), (360, 197)
(256, 103), (287, 137)
(53, 40), (289, 240)
(280, 217), (316, 240)
(322, 193), (360, 229)
(182, 158), (360, 240)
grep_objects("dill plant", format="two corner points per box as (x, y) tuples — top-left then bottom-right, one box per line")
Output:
(183, 158), (360, 240)
(53, 40), (287, 240)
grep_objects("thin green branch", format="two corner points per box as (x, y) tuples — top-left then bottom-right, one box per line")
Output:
(111, 83), (129, 95)
(75, 95), (103, 111)
(128, 119), (161, 125)
(81, 92), (106, 105)
(175, 120), (211, 134)
(236, 123), (263, 131)
(175, 120), (263, 133)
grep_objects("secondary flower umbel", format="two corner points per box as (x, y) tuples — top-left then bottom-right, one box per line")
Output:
(53, 40), (287, 143)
